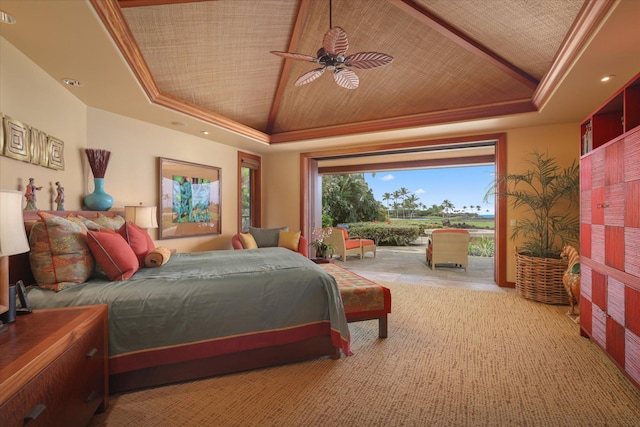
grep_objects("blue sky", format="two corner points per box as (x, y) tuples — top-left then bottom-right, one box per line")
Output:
(364, 165), (495, 215)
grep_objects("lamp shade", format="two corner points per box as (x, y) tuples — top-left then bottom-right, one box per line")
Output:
(125, 205), (159, 229)
(0, 190), (30, 256)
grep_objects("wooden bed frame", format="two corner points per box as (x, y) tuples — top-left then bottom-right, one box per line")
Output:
(10, 210), (340, 393)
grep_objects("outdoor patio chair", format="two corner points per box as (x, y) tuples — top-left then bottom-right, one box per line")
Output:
(325, 227), (363, 262)
(426, 229), (470, 271)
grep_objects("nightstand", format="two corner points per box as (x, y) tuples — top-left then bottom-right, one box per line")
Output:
(0, 305), (108, 427)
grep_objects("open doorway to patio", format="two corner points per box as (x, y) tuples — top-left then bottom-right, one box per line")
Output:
(300, 133), (508, 287)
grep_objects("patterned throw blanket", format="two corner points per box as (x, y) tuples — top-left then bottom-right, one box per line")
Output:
(318, 263), (391, 317)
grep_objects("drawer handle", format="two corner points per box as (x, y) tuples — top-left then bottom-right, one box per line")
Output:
(85, 390), (99, 403)
(86, 347), (98, 359)
(24, 403), (46, 424)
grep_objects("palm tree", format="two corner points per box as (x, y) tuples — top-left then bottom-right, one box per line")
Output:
(440, 199), (454, 225)
(405, 194), (419, 218)
(392, 190), (401, 218)
(398, 187), (410, 218)
(382, 192), (392, 218)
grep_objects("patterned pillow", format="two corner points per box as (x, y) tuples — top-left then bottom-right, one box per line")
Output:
(29, 212), (95, 291)
(92, 213), (125, 231)
(71, 214), (104, 231)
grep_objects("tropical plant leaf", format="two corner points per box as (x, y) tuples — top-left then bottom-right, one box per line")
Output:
(345, 52), (394, 69)
(295, 68), (325, 86)
(334, 68), (359, 89)
(323, 27), (349, 56)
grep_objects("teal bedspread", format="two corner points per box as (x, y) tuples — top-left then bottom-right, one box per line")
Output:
(26, 248), (351, 370)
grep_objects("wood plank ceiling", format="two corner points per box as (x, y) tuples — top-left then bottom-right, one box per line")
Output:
(91, 0), (606, 145)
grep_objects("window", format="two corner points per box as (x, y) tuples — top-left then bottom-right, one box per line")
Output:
(238, 152), (261, 232)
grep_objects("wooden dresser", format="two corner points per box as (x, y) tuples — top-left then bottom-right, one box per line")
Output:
(0, 305), (108, 426)
(579, 72), (640, 388)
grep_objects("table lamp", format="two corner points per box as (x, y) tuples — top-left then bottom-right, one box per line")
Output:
(124, 204), (159, 230)
(0, 190), (30, 332)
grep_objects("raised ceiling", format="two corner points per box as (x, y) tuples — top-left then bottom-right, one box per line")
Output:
(99, 0), (592, 143)
(1, 0), (639, 151)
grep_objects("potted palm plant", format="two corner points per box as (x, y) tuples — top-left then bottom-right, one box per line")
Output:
(487, 150), (580, 304)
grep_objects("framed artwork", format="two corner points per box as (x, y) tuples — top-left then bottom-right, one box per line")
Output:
(158, 157), (221, 239)
(47, 136), (65, 170)
(29, 128), (49, 166)
(3, 116), (30, 162)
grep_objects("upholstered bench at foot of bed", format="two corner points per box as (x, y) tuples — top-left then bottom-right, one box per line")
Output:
(318, 263), (391, 338)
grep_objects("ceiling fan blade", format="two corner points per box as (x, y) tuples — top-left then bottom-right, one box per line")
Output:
(345, 52), (394, 69)
(323, 27), (349, 56)
(334, 68), (359, 90)
(295, 68), (325, 86)
(270, 51), (317, 62)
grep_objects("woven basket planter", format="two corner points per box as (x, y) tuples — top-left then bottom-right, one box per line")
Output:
(515, 251), (568, 304)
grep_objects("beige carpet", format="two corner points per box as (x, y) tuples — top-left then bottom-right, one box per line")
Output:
(89, 282), (640, 426)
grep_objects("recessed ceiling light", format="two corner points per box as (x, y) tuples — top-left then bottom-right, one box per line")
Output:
(600, 75), (615, 82)
(0, 10), (16, 24)
(171, 121), (187, 127)
(201, 131), (209, 135)
(62, 78), (83, 86)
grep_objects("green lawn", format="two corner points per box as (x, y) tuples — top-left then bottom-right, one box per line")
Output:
(389, 216), (495, 230)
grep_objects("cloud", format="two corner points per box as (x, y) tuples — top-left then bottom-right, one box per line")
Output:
(415, 188), (425, 194)
(381, 174), (394, 181)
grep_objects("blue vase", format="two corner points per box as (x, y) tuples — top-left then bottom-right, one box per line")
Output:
(84, 178), (113, 211)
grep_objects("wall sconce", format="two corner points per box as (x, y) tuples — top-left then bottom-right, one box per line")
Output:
(0, 190), (30, 332)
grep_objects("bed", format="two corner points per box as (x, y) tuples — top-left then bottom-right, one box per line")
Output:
(11, 211), (351, 393)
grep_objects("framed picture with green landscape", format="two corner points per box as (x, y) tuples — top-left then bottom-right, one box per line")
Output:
(158, 157), (221, 239)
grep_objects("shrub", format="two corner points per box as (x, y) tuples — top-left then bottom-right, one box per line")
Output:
(468, 237), (495, 257)
(347, 222), (421, 246)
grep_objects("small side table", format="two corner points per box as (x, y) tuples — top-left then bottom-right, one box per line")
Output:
(310, 257), (335, 264)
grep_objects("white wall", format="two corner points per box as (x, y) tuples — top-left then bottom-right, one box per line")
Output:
(0, 37), (87, 208)
(1, 36), (251, 252)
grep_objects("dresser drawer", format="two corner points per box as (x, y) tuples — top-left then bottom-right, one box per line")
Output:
(0, 312), (106, 427)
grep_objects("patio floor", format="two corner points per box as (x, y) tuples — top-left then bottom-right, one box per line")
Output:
(334, 244), (511, 293)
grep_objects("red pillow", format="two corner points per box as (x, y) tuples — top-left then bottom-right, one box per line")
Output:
(118, 222), (155, 267)
(87, 230), (139, 281)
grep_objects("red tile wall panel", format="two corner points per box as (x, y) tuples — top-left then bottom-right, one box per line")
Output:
(592, 305), (607, 349)
(608, 277), (626, 326)
(626, 286), (640, 336)
(606, 140), (625, 185)
(604, 183), (625, 227)
(607, 317), (626, 368)
(591, 148), (606, 188)
(605, 226), (625, 271)
(591, 187), (605, 225)
(591, 225), (605, 264)
(581, 155), (592, 190)
(625, 227), (640, 277)
(581, 223), (591, 258)
(592, 269), (607, 310)
(625, 180), (640, 227)
(625, 130), (640, 182)
(581, 297), (593, 336)
(581, 263), (592, 301)
(581, 189), (592, 225)
(625, 329), (640, 385)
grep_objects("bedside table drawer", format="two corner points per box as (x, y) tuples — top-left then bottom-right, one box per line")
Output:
(0, 311), (106, 427)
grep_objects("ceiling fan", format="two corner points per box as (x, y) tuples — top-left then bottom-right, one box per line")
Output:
(271, 26), (393, 90)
